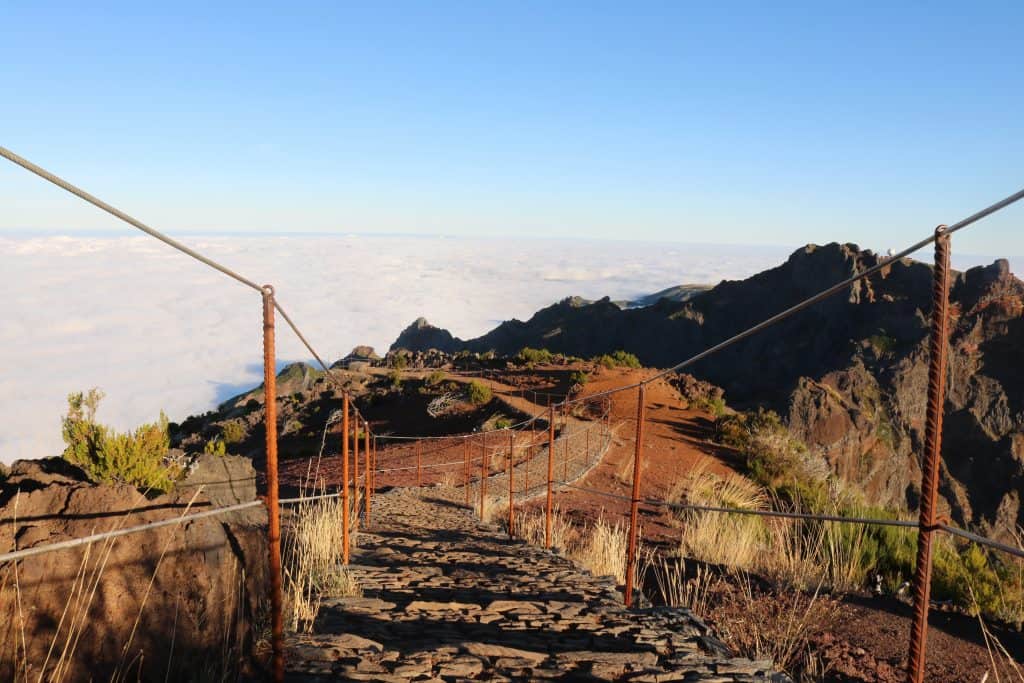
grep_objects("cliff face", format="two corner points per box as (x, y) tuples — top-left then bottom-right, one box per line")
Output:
(390, 244), (1024, 540)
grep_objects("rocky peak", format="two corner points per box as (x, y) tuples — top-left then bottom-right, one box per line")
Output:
(391, 318), (460, 353)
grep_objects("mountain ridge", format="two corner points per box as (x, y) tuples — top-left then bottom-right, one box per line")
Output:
(390, 242), (1024, 540)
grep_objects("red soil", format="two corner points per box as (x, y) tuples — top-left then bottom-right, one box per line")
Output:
(280, 364), (1024, 682)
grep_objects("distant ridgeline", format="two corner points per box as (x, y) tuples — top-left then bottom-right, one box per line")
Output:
(390, 242), (1024, 542)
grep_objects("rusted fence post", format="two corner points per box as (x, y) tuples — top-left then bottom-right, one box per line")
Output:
(464, 439), (471, 506)
(353, 417), (360, 532)
(562, 403), (569, 481)
(341, 395), (350, 565)
(260, 286), (284, 683)
(507, 430), (515, 537)
(624, 383), (647, 607)
(364, 427), (371, 524)
(546, 404), (556, 548)
(906, 227), (952, 683)
(416, 440), (422, 488)
(479, 432), (488, 519)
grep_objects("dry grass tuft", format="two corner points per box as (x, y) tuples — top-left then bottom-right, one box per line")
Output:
(282, 489), (359, 632)
(573, 517), (629, 583)
(514, 506), (576, 552)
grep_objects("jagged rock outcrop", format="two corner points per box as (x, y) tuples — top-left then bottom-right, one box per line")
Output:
(389, 245), (1024, 539)
(0, 455), (268, 681)
(391, 317), (460, 354)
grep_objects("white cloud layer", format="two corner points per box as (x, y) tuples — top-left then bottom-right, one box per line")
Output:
(3, 234), (1007, 463)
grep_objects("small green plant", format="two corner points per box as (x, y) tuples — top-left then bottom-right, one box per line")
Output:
(425, 370), (446, 387)
(593, 350), (642, 369)
(389, 368), (403, 389)
(716, 409), (828, 510)
(610, 350), (641, 368)
(692, 396), (727, 417)
(569, 370), (590, 386)
(204, 437), (227, 455)
(868, 332), (897, 355)
(467, 380), (492, 405)
(391, 354), (409, 370)
(61, 388), (179, 492)
(219, 420), (247, 444)
(517, 347), (553, 365)
(493, 417), (513, 430)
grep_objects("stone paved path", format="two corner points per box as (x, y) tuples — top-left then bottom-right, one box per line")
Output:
(286, 488), (785, 682)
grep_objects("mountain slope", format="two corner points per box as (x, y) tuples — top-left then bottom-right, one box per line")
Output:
(390, 243), (1024, 540)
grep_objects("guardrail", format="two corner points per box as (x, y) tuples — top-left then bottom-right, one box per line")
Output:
(3, 144), (1023, 683)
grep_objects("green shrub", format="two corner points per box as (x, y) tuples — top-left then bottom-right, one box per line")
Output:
(389, 369), (403, 389)
(593, 350), (641, 369)
(391, 354), (409, 370)
(425, 370), (446, 387)
(716, 408), (828, 510)
(569, 370), (590, 386)
(610, 350), (641, 368)
(868, 332), (897, 355)
(61, 389), (179, 493)
(467, 380), (492, 405)
(493, 417), (513, 430)
(204, 437), (227, 456)
(518, 347), (553, 365)
(219, 420), (247, 444)
(692, 396), (726, 417)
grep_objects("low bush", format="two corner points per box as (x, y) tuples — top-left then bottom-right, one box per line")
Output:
(425, 370), (446, 387)
(691, 396), (727, 417)
(593, 350), (642, 369)
(716, 408), (829, 510)
(569, 370), (590, 386)
(204, 437), (227, 455)
(219, 420), (247, 444)
(467, 380), (492, 405)
(517, 347), (553, 366)
(61, 389), (179, 493)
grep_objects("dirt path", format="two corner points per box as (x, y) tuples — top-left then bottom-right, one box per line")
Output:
(285, 488), (783, 682)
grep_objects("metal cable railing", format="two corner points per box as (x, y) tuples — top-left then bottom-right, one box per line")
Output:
(4, 144), (1023, 683)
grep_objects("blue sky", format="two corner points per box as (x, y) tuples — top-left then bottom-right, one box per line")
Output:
(2, 1), (1022, 256)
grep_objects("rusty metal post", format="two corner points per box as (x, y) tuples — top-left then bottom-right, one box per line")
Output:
(341, 395), (350, 565)
(508, 430), (515, 537)
(479, 432), (487, 519)
(364, 427), (371, 524)
(906, 227), (952, 683)
(562, 403), (569, 481)
(464, 439), (471, 506)
(624, 383), (647, 607)
(545, 404), (556, 549)
(416, 440), (422, 488)
(353, 417), (360, 532)
(260, 286), (284, 683)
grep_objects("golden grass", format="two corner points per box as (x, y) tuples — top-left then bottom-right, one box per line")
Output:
(281, 489), (359, 633)
(668, 460), (875, 592)
(573, 517), (629, 584)
(512, 507), (636, 585)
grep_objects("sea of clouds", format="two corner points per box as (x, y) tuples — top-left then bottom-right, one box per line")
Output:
(1, 234), (1009, 463)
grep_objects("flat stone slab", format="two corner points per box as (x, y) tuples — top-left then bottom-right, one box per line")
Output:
(285, 488), (787, 681)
